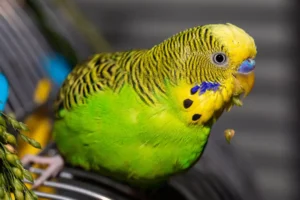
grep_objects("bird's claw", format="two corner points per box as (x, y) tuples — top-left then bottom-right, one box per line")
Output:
(21, 154), (64, 188)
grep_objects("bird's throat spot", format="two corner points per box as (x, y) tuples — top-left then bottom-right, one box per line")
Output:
(192, 114), (201, 121)
(183, 99), (193, 109)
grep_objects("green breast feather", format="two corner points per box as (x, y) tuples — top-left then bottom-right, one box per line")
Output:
(54, 74), (211, 186)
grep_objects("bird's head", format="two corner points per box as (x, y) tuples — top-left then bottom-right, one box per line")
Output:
(153, 23), (257, 124)
(161, 23), (257, 99)
(203, 23), (257, 98)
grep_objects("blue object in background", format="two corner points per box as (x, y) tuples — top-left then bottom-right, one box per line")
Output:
(0, 73), (9, 112)
(42, 53), (72, 87)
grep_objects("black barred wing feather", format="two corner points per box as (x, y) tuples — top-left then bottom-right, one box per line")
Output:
(54, 53), (127, 117)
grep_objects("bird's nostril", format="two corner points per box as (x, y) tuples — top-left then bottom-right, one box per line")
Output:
(238, 59), (255, 74)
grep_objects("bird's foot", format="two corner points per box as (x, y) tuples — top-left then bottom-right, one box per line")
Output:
(21, 154), (64, 188)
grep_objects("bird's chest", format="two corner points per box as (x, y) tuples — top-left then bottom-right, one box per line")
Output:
(97, 107), (210, 180)
(97, 86), (214, 176)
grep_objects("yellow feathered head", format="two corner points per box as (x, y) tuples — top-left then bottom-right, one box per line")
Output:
(157, 23), (257, 98)
(204, 23), (257, 97)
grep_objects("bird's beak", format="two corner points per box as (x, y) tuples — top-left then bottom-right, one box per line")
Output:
(233, 59), (256, 97)
(233, 71), (255, 97)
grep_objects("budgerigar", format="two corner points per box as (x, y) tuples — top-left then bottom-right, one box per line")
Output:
(22, 23), (257, 190)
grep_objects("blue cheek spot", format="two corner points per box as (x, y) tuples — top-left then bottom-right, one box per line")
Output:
(200, 82), (220, 94)
(238, 59), (255, 74)
(190, 81), (220, 95)
(190, 85), (200, 95)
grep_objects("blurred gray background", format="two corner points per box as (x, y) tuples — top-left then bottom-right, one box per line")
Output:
(68, 0), (296, 200)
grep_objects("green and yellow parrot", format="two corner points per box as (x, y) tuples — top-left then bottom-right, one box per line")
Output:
(22, 23), (257, 189)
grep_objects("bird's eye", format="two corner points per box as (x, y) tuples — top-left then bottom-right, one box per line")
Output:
(212, 53), (228, 66)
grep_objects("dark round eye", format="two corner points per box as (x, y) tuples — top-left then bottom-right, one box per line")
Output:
(212, 53), (227, 66)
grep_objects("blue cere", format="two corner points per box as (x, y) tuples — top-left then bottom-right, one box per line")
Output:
(238, 59), (256, 74)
